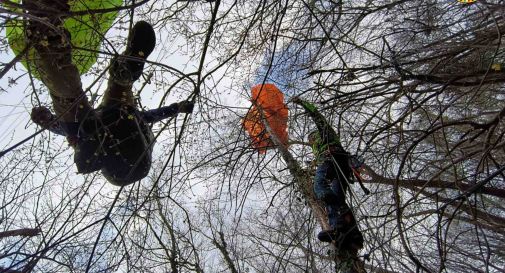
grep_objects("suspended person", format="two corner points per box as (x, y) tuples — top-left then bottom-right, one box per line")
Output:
(292, 97), (363, 250)
(25, 1), (193, 186)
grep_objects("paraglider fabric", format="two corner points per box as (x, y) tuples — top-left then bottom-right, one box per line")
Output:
(243, 84), (288, 153)
(5, 0), (122, 77)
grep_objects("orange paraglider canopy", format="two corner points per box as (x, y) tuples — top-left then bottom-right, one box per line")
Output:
(243, 84), (288, 153)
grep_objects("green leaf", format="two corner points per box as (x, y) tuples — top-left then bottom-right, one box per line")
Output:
(5, 0), (123, 78)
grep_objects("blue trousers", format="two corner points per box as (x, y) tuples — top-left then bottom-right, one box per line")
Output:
(313, 154), (350, 229)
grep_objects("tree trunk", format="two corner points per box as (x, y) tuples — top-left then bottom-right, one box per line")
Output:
(258, 107), (365, 273)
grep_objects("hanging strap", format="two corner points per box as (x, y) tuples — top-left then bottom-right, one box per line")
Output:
(352, 167), (370, 195)
(349, 155), (370, 195)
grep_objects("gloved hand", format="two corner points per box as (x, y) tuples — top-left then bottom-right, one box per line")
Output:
(178, 101), (194, 113)
(31, 106), (54, 128)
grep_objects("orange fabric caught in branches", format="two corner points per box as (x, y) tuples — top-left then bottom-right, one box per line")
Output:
(243, 84), (289, 153)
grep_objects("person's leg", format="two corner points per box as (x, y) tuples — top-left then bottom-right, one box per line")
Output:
(329, 157), (364, 249)
(321, 152), (352, 227)
(319, 187), (362, 247)
(102, 21), (156, 108)
(99, 21), (156, 185)
(327, 176), (352, 231)
(318, 153), (363, 244)
(313, 159), (338, 203)
(317, 174), (347, 242)
(315, 157), (343, 243)
(330, 157), (350, 205)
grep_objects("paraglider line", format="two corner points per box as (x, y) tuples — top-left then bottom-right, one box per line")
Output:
(0, 129), (44, 158)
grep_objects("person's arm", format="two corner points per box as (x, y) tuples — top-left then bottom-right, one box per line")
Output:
(31, 106), (67, 136)
(141, 101), (194, 123)
(293, 98), (340, 145)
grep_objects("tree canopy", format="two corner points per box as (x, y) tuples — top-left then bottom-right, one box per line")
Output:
(0, 0), (504, 272)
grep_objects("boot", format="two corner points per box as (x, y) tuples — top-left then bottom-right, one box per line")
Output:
(317, 225), (363, 251)
(318, 207), (364, 250)
(317, 229), (343, 243)
(110, 21), (156, 85)
(317, 205), (350, 243)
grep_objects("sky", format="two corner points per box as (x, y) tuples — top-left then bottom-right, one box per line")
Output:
(254, 40), (312, 97)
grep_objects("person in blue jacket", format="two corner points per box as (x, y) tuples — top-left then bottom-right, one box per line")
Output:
(293, 97), (363, 249)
